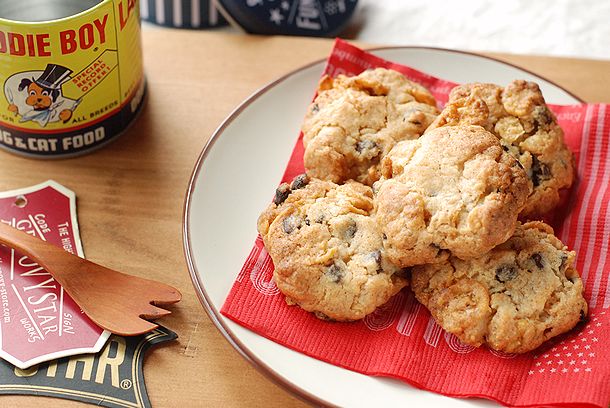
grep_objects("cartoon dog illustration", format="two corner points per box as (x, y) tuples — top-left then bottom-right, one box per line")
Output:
(5, 64), (80, 127)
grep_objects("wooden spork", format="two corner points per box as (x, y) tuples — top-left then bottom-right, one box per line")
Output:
(0, 222), (181, 336)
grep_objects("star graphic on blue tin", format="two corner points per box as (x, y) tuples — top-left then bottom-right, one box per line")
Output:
(324, 1), (338, 14)
(269, 8), (284, 25)
(281, 1), (290, 10)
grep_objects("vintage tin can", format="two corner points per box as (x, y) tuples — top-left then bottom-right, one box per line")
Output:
(0, 0), (146, 158)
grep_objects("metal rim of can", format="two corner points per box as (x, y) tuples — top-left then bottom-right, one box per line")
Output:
(0, 0), (106, 25)
(0, 0), (146, 159)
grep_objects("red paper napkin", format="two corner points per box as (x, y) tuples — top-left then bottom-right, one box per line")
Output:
(221, 39), (610, 407)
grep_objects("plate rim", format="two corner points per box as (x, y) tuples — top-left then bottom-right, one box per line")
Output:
(182, 45), (585, 407)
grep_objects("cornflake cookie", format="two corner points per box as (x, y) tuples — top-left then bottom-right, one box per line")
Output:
(411, 221), (588, 354)
(427, 80), (575, 219)
(257, 174), (408, 321)
(375, 125), (530, 267)
(301, 68), (439, 186)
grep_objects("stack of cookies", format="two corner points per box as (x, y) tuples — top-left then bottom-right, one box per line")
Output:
(257, 68), (587, 354)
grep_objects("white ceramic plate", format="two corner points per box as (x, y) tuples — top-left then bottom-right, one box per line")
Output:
(184, 47), (582, 407)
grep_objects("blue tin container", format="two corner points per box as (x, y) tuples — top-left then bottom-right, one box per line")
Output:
(217, 0), (358, 37)
(140, 0), (227, 29)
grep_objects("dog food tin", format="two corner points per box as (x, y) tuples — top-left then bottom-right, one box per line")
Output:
(0, 0), (146, 158)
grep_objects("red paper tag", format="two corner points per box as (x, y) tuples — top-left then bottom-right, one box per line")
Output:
(222, 40), (610, 407)
(0, 181), (109, 369)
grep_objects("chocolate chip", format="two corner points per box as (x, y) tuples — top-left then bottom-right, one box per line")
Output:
(370, 250), (382, 265)
(495, 265), (518, 282)
(367, 250), (383, 272)
(274, 183), (291, 205)
(531, 155), (551, 187)
(395, 267), (412, 279)
(304, 218), (311, 226)
(502, 145), (510, 152)
(326, 264), (343, 283)
(345, 219), (357, 240)
(559, 253), (569, 270)
(531, 253), (544, 269)
(291, 174), (310, 190)
(311, 103), (319, 113)
(371, 250), (383, 273)
(383, 233), (387, 240)
(282, 215), (301, 234)
(579, 309), (587, 322)
(314, 311), (334, 321)
(534, 106), (553, 126)
(355, 140), (378, 153)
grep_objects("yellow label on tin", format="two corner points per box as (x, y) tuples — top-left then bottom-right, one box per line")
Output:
(62, 50), (119, 99)
(0, 0), (144, 156)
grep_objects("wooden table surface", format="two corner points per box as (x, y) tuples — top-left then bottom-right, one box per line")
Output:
(2, 27), (609, 407)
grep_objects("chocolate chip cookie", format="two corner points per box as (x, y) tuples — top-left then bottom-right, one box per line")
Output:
(375, 125), (530, 267)
(301, 68), (439, 186)
(427, 80), (575, 219)
(412, 221), (588, 353)
(257, 175), (408, 321)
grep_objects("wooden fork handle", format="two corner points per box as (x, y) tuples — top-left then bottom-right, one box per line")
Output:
(0, 221), (87, 282)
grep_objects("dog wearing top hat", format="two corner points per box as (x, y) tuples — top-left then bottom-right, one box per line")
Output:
(7, 64), (78, 127)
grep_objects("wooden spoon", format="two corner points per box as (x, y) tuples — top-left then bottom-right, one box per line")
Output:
(0, 222), (181, 336)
